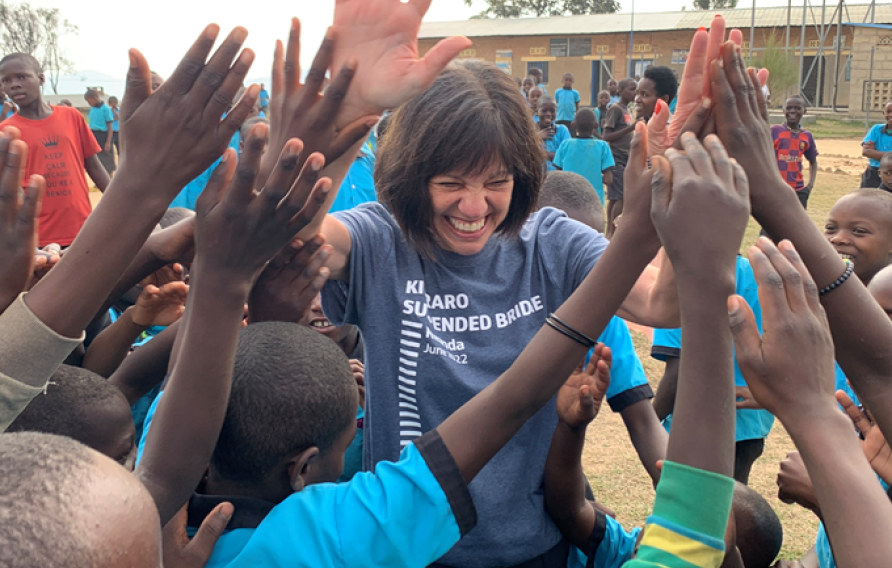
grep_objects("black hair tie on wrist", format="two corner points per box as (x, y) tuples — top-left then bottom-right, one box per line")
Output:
(545, 313), (596, 349)
(819, 260), (854, 296)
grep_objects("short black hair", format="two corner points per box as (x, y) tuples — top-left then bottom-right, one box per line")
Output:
(573, 107), (597, 133)
(0, 433), (100, 566)
(881, 152), (892, 167)
(538, 95), (556, 109)
(0, 52), (42, 74)
(210, 322), (357, 486)
(618, 78), (637, 91)
(160, 207), (194, 229)
(7, 365), (129, 450)
(84, 88), (100, 99)
(539, 171), (605, 230)
(643, 66), (678, 101)
(732, 482), (783, 568)
(108, 96), (118, 104)
(846, 188), (892, 220)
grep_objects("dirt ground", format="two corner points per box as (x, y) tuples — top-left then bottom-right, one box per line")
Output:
(816, 138), (868, 177)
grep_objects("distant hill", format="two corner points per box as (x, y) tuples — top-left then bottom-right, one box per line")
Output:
(47, 71), (273, 99)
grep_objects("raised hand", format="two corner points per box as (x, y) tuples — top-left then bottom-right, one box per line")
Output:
(650, 133), (750, 273)
(617, 122), (659, 247)
(332, 0), (472, 123)
(132, 282), (188, 328)
(146, 214), (196, 266)
(0, 128), (43, 313)
(248, 234), (331, 324)
(777, 450), (821, 515)
(257, 20), (379, 189)
(117, 25), (258, 201)
(555, 344), (611, 430)
(730, 239), (836, 419)
(838, 391), (892, 485)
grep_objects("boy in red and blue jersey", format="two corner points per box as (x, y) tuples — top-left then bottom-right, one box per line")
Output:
(771, 96), (819, 209)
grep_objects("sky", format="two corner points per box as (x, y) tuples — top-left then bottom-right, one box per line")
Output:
(42, 0), (809, 96)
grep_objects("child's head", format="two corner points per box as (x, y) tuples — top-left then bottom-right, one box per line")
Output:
(528, 86), (543, 110)
(522, 76), (535, 96)
(562, 73), (574, 89)
(239, 115), (270, 152)
(209, 322), (358, 501)
(108, 96), (119, 108)
(299, 292), (357, 350)
(160, 206), (194, 229)
(783, 96), (806, 127)
(0, 432), (161, 568)
(59, 98), (72, 107)
(0, 53), (43, 108)
(573, 107), (597, 137)
(84, 88), (102, 108)
(885, 101), (892, 127)
(539, 171), (605, 232)
(731, 483), (784, 568)
(868, 264), (892, 319)
(513, 76), (523, 89)
(537, 96), (556, 127)
(824, 188), (892, 284)
(597, 90), (610, 107)
(879, 152), (892, 188)
(150, 71), (165, 91)
(635, 66), (677, 120)
(376, 61), (545, 258)
(607, 78), (618, 95)
(6, 365), (137, 470)
(618, 77), (637, 104)
(529, 67), (543, 84)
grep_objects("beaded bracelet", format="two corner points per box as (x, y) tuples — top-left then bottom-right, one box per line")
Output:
(545, 313), (596, 348)
(819, 260), (854, 296)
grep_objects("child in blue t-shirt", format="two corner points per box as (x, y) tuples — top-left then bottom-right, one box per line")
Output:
(84, 88), (116, 175)
(554, 108), (614, 204)
(108, 96), (120, 156)
(595, 90), (610, 136)
(538, 97), (570, 171)
(555, 73), (581, 135)
(862, 100), (892, 188)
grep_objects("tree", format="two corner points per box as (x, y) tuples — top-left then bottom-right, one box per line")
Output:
(0, 2), (77, 94)
(467, 0), (620, 19)
(692, 0), (738, 10)
(753, 33), (799, 107)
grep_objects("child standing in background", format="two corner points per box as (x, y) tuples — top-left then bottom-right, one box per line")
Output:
(555, 73), (580, 136)
(84, 88), (115, 176)
(554, 108), (614, 204)
(771, 96), (819, 209)
(862, 100), (892, 188)
(595, 90), (610, 136)
(108, 96), (120, 157)
(528, 67), (547, 94)
(538, 96), (570, 170)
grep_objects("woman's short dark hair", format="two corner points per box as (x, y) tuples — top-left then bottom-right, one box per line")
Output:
(375, 61), (546, 259)
(643, 65), (678, 102)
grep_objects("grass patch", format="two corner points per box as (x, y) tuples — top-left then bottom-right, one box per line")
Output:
(583, 169), (853, 560)
(807, 116), (870, 139)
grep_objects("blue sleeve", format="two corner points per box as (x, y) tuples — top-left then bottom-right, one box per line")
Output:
(556, 125), (571, 148)
(554, 140), (568, 168)
(865, 125), (880, 145)
(226, 431), (476, 568)
(593, 317), (651, 413)
(601, 142), (615, 170)
(321, 203), (399, 328)
(568, 512), (639, 568)
(651, 328), (681, 361)
(104, 105), (114, 123)
(136, 391), (163, 464)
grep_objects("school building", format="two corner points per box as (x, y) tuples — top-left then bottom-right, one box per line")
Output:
(418, 3), (892, 118)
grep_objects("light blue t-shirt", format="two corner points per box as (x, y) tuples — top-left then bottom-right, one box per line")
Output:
(554, 138), (615, 204)
(111, 107), (119, 132)
(169, 130), (240, 209)
(538, 83), (548, 95)
(556, 88), (581, 122)
(88, 103), (114, 132)
(545, 124), (572, 171)
(587, 316), (652, 412)
(321, 203), (609, 566)
(258, 88), (269, 109)
(863, 124), (892, 167)
(568, 513), (641, 568)
(331, 142), (376, 213)
(609, 95), (621, 105)
(652, 256), (776, 442)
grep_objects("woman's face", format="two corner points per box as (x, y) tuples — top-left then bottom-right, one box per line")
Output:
(428, 162), (514, 256)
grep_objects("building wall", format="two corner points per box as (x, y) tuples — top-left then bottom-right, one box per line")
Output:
(420, 25), (860, 109)
(848, 26), (892, 119)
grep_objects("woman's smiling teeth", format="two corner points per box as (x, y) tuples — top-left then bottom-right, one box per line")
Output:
(449, 217), (485, 233)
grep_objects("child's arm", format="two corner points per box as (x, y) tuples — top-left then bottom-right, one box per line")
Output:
(601, 119), (636, 143)
(620, 399), (668, 485)
(651, 356), (679, 420)
(602, 169), (613, 187)
(711, 42), (892, 442)
(806, 137), (818, 191)
(730, 238), (892, 566)
(82, 282), (187, 377)
(862, 140), (884, 161)
(22, 26), (256, 353)
(109, 319), (179, 405)
(104, 113), (114, 153)
(136, 125), (333, 526)
(544, 350), (612, 551)
(84, 154), (110, 192)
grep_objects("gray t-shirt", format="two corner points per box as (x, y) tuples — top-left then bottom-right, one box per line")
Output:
(322, 203), (606, 567)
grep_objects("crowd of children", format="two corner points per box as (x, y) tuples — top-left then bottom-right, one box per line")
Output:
(2, 5), (892, 568)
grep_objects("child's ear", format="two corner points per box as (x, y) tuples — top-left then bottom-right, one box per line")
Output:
(287, 447), (320, 491)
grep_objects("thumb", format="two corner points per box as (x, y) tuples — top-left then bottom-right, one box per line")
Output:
(186, 502), (233, 559)
(121, 49), (152, 124)
(728, 295), (762, 379)
(161, 504), (190, 550)
(646, 99), (669, 156)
